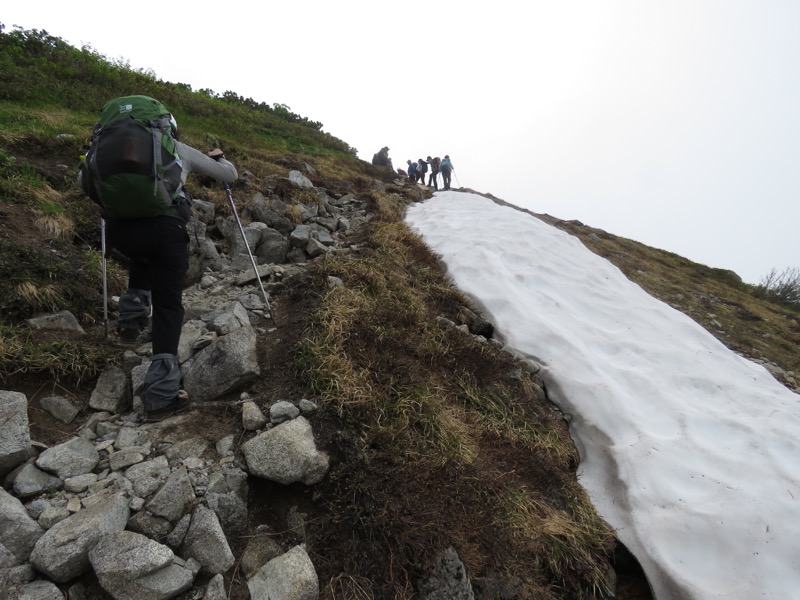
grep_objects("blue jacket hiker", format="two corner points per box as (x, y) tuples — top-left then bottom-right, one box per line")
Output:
(407, 159), (417, 181)
(440, 155), (454, 190)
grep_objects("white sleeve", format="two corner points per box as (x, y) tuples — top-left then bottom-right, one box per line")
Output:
(176, 141), (238, 183)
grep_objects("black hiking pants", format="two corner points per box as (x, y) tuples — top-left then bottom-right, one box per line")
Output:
(441, 169), (452, 190)
(106, 215), (189, 356)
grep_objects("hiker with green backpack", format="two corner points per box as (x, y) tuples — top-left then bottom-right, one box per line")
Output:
(79, 95), (238, 422)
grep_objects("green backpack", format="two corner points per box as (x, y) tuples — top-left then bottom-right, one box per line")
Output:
(83, 95), (183, 218)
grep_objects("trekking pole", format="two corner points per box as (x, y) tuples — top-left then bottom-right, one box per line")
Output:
(453, 169), (461, 188)
(100, 217), (109, 337)
(224, 182), (277, 326)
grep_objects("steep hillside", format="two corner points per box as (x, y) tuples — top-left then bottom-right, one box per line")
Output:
(1, 27), (797, 600)
(481, 194), (799, 392)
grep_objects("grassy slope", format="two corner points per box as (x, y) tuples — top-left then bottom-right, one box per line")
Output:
(1, 27), (797, 599)
(545, 216), (799, 387)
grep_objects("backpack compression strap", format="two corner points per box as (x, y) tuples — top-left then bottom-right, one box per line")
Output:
(150, 116), (183, 202)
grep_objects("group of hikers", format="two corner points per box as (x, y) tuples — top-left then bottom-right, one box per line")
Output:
(405, 155), (455, 191)
(370, 147), (456, 191)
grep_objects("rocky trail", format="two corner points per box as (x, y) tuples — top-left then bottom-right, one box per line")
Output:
(1, 167), (402, 600)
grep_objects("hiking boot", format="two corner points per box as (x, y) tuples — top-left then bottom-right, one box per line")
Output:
(144, 390), (191, 423)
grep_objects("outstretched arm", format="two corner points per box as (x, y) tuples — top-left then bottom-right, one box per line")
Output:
(177, 141), (238, 182)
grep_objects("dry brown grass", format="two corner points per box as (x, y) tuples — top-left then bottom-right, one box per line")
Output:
(33, 211), (75, 238)
(29, 186), (76, 238)
(500, 487), (616, 598)
(14, 281), (64, 313)
(0, 326), (111, 383)
(299, 189), (618, 598)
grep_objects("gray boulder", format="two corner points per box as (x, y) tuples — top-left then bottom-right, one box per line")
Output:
(63, 473), (97, 494)
(39, 395), (80, 425)
(30, 491), (129, 582)
(89, 531), (196, 600)
(242, 401), (267, 431)
(7, 579), (64, 599)
(270, 401), (300, 424)
(181, 505), (235, 575)
(183, 326), (260, 402)
(203, 573), (228, 600)
(255, 228), (289, 265)
(289, 225), (311, 248)
(240, 534), (284, 579)
(35, 437), (99, 479)
(417, 546), (475, 600)
(0, 487), (44, 564)
(146, 466), (195, 523)
(124, 456), (170, 498)
(305, 238), (329, 258)
(241, 416), (329, 485)
(247, 545), (318, 600)
(288, 170), (314, 189)
(177, 320), (206, 363)
(206, 490), (248, 540)
(25, 310), (85, 334)
(89, 366), (129, 413)
(0, 390), (32, 476)
(235, 222), (264, 253)
(206, 301), (250, 335)
(12, 463), (62, 499)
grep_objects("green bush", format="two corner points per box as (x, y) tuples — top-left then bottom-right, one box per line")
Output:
(755, 267), (800, 305)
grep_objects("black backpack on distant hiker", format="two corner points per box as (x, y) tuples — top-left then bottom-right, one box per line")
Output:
(80, 95), (184, 219)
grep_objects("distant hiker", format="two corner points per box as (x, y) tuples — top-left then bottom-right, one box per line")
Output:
(440, 155), (454, 190)
(407, 159), (417, 181)
(427, 155), (441, 190)
(79, 95), (238, 422)
(417, 158), (428, 184)
(371, 146), (393, 171)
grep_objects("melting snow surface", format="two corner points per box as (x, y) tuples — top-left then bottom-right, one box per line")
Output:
(405, 191), (800, 599)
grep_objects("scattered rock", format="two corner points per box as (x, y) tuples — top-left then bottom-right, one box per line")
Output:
(25, 310), (85, 334)
(30, 491), (129, 582)
(0, 391), (32, 477)
(242, 416), (329, 485)
(39, 395), (81, 425)
(247, 544), (319, 600)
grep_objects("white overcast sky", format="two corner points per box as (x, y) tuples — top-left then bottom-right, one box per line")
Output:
(4, 1), (798, 283)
